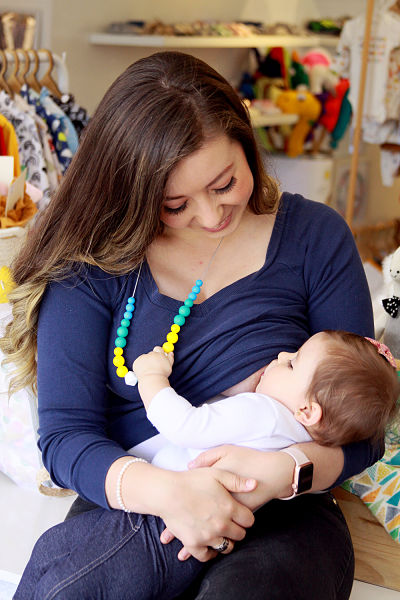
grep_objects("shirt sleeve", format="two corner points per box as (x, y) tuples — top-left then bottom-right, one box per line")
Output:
(147, 388), (276, 448)
(301, 202), (381, 483)
(37, 272), (129, 509)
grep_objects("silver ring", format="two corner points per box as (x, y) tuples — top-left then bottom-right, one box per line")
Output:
(212, 537), (230, 553)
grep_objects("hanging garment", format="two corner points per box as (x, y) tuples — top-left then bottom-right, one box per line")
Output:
(0, 90), (50, 206)
(0, 113), (21, 176)
(20, 85), (72, 174)
(0, 126), (6, 155)
(334, 10), (400, 124)
(52, 92), (89, 138)
(40, 87), (79, 154)
(14, 93), (61, 201)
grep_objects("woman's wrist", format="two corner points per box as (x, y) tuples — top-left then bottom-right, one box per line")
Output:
(105, 456), (178, 514)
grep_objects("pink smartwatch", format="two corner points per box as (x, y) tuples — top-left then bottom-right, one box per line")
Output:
(279, 447), (314, 500)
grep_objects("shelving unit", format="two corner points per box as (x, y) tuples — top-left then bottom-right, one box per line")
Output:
(88, 32), (338, 49)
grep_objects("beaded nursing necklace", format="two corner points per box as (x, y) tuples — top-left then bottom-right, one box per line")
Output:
(113, 238), (223, 386)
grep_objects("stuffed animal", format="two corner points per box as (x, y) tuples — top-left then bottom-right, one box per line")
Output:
(375, 246), (400, 358)
(276, 89), (321, 157)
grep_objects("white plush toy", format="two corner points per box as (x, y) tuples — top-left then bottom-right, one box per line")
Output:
(375, 246), (400, 358)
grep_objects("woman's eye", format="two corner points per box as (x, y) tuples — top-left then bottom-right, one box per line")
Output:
(214, 176), (237, 195)
(163, 201), (188, 215)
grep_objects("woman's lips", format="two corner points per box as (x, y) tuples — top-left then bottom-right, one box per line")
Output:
(202, 212), (232, 233)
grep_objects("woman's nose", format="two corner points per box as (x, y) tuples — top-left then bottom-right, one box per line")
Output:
(195, 197), (223, 228)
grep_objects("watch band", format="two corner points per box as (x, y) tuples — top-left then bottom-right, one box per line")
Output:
(279, 447), (314, 500)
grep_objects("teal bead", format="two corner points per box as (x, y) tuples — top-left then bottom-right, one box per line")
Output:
(125, 304), (134, 312)
(195, 280), (203, 287)
(121, 319), (131, 327)
(115, 337), (127, 348)
(117, 326), (129, 337)
(179, 306), (190, 317)
(124, 311), (132, 320)
(184, 299), (194, 307)
(174, 314), (186, 326)
(188, 292), (197, 301)
(127, 297), (135, 304)
(192, 285), (201, 294)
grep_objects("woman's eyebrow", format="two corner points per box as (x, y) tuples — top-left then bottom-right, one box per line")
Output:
(165, 163), (233, 201)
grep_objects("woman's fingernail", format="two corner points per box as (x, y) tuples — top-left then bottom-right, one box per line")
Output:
(178, 551), (190, 561)
(245, 478), (256, 489)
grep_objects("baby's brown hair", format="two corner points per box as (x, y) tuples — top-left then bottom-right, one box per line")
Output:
(307, 331), (399, 446)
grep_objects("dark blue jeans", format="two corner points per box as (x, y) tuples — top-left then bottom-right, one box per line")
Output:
(14, 492), (354, 600)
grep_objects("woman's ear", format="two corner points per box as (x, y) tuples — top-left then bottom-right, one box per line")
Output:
(294, 401), (322, 427)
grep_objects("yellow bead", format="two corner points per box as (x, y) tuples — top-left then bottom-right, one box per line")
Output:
(113, 356), (125, 367)
(114, 347), (123, 356)
(163, 341), (174, 353)
(167, 332), (178, 344)
(171, 324), (180, 333)
(116, 365), (128, 377)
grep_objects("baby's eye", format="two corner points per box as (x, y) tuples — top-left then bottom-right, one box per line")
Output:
(289, 360), (294, 369)
(214, 176), (237, 195)
(163, 201), (188, 215)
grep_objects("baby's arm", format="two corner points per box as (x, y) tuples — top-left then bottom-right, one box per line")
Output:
(132, 347), (174, 410)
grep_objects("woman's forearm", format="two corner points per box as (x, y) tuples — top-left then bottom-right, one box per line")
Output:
(105, 456), (173, 514)
(294, 442), (344, 491)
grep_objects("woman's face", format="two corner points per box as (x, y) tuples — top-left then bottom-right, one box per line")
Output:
(161, 134), (254, 238)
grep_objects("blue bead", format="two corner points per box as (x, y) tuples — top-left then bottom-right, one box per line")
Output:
(123, 312), (132, 320)
(179, 306), (190, 317)
(192, 285), (201, 294)
(188, 292), (197, 301)
(127, 297), (135, 304)
(195, 280), (203, 287)
(117, 326), (129, 337)
(121, 319), (131, 327)
(115, 337), (127, 348)
(184, 299), (194, 307)
(125, 304), (134, 312)
(174, 314), (186, 326)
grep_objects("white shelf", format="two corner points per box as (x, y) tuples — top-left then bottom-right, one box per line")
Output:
(89, 32), (338, 49)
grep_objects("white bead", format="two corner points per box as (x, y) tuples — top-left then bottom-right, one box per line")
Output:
(125, 371), (138, 386)
(116, 457), (147, 512)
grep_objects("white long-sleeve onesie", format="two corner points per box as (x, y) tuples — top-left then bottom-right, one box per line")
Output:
(146, 387), (312, 471)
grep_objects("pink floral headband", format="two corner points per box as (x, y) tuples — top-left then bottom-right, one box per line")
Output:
(365, 337), (397, 369)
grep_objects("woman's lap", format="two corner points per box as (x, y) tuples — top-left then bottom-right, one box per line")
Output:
(14, 505), (204, 600)
(15, 492), (354, 600)
(178, 493), (354, 600)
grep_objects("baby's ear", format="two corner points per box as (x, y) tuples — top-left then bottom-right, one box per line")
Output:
(294, 401), (322, 427)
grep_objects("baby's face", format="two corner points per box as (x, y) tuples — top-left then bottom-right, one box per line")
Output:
(256, 333), (328, 412)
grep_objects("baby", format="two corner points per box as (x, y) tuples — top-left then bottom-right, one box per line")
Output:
(132, 331), (400, 472)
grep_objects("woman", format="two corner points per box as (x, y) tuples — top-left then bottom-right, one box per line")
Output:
(2, 52), (378, 599)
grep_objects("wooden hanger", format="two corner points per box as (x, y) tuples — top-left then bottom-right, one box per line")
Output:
(0, 50), (12, 95)
(5, 50), (22, 95)
(17, 49), (30, 86)
(25, 49), (41, 93)
(38, 48), (62, 98)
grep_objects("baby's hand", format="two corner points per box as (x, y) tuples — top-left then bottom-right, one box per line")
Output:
(133, 346), (174, 381)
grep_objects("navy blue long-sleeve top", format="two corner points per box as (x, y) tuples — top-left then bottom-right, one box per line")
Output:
(37, 193), (380, 508)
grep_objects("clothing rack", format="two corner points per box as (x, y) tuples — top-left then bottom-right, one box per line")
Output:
(1, 49), (69, 95)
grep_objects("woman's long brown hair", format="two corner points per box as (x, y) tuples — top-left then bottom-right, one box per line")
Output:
(0, 51), (279, 395)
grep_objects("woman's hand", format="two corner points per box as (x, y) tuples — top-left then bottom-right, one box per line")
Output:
(158, 466), (257, 562)
(188, 445), (294, 511)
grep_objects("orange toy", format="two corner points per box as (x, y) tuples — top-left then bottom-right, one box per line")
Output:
(276, 90), (321, 157)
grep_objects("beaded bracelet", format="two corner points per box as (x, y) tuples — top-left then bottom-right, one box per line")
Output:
(116, 457), (148, 513)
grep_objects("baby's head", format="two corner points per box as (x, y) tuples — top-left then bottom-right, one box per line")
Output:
(257, 331), (399, 446)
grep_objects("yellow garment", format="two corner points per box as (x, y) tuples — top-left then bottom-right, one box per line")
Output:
(0, 265), (15, 303)
(0, 191), (37, 228)
(0, 114), (21, 177)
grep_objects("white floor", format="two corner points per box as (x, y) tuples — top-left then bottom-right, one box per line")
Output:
(0, 471), (399, 600)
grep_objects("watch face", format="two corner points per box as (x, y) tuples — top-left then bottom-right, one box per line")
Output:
(297, 463), (314, 494)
